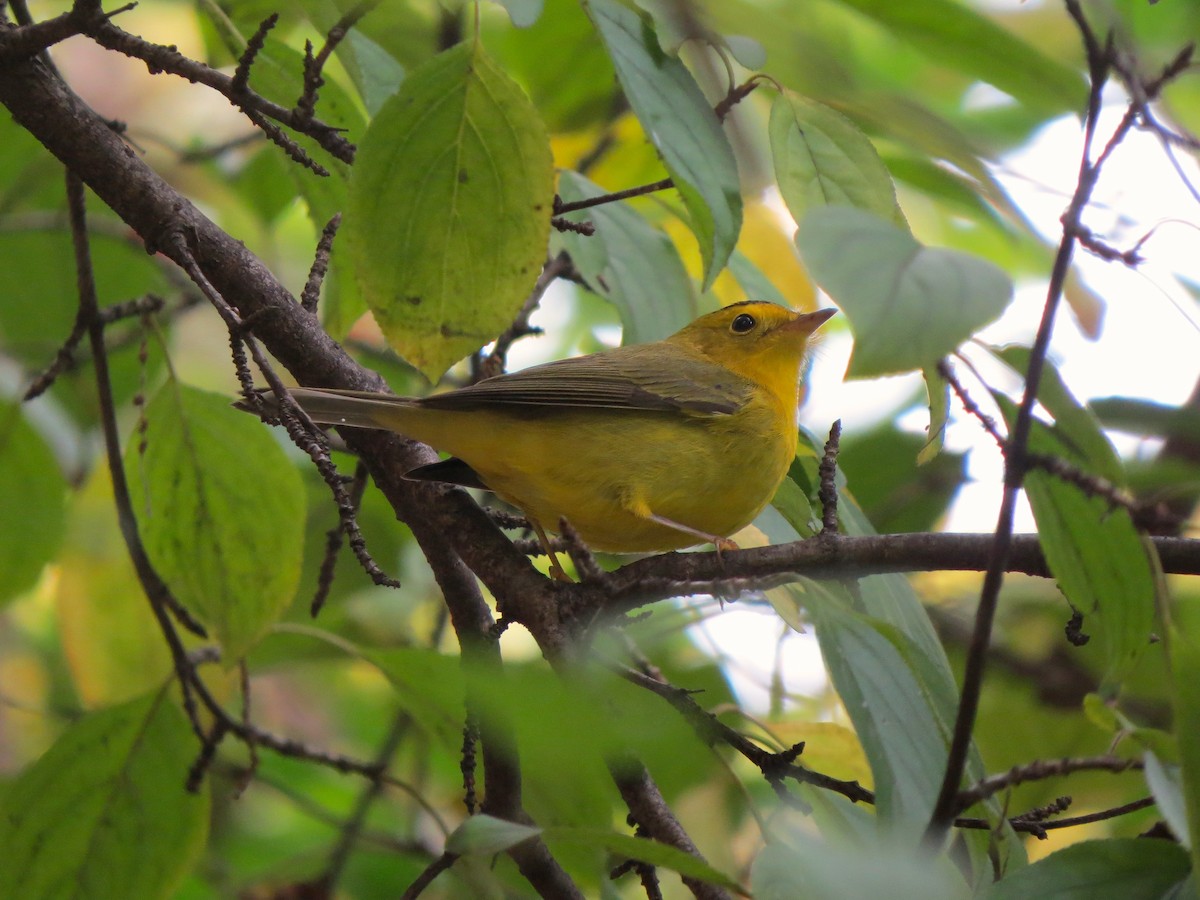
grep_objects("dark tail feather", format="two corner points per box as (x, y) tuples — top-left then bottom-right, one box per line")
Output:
(405, 457), (489, 490)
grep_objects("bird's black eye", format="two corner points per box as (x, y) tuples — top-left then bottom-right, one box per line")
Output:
(731, 313), (756, 334)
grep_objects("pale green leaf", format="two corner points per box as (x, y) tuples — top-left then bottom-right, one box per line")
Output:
(806, 597), (946, 826)
(1016, 414), (1157, 686)
(983, 839), (1190, 900)
(345, 30), (406, 117)
(126, 385), (305, 661)
(752, 832), (968, 900)
(829, 0), (1085, 114)
(0, 402), (64, 605)
(446, 815), (541, 856)
(919, 365), (950, 465)
(1144, 753), (1191, 849)
(492, 0), (544, 28)
(553, 171), (698, 344)
(727, 250), (791, 308)
(723, 34), (766, 70)
(0, 691), (209, 900)
(1169, 595), (1200, 874)
(544, 826), (744, 892)
(347, 40), (554, 380)
(796, 207), (1012, 377)
(997, 346), (1123, 483)
(584, 0), (741, 289)
(769, 91), (900, 225)
(366, 648), (466, 750)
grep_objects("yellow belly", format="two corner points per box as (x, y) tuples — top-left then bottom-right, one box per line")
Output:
(390, 400), (795, 553)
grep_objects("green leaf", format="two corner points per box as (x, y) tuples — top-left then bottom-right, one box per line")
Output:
(0, 690), (209, 900)
(805, 597), (947, 826)
(769, 91), (900, 226)
(1017, 414), (1157, 686)
(366, 648), (466, 750)
(919, 365), (950, 465)
(838, 421), (965, 534)
(1092, 397), (1200, 444)
(553, 171), (698, 344)
(544, 827), (744, 892)
(997, 346), (1123, 483)
(1169, 595), (1200, 870)
(796, 207), (1012, 377)
(983, 839), (1191, 900)
(727, 250), (791, 307)
(752, 832), (968, 900)
(125, 385), (305, 661)
(1144, 753), (1191, 849)
(584, 0), (741, 289)
(56, 468), (173, 706)
(347, 40), (553, 380)
(446, 814), (541, 856)
(492, 0), (544, 28)
(245, 38), (365, 340)
(829, 0), (1085, 115)
(0, 402), (65, 605)
(344, 31), (406, 117)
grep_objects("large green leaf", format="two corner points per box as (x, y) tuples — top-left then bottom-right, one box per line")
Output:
(752, 829), (968, 900)
(553, 171), (698, 344)
(366, 647), (466, 750)
(796, 207), (1012, 377)
(347, 40), (554, 380)
(765, 438), (1018, 871)
(0, 691), (209, 900)
(446, 814), (541, 856)
(1002, 399), (1158, 687)
(829, 0), (1085, 115)
(983, 839), (1191, 899)
(544, 826), (743, 893)
(125, 384), (305, 661)
(0, 402), (65, 606)
(1169, 594), (1200, 874)
(769, 91), (901, 226)
(584, 0), (741, 289)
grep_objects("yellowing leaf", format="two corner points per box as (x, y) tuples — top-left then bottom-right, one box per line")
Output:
(125, 385), (305, 661)
(347, 40), (554, 380)
(56, 468), (172, 708)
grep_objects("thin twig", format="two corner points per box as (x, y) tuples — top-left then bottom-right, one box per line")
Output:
(553, 178), (674, 216)
(818, 420), (842, 535)
(302, 213), (341, 314)
(318, 711), (414, 891)
(955, 755), (1142, 813)
(296, 0), (382, 124)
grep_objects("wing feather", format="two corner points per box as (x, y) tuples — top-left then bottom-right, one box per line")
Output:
(418, 346), (752, 416)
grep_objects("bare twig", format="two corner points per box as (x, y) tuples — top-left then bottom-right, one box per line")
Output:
(955, 755), (1143, 812)
(926, 7), (1191, 839)
(302, 213), (341, 314)
(295, 0), (382, 125)
(818, 420), (842, 535)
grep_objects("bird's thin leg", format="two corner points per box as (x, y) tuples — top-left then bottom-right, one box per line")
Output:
(530, 519), (573, 582)
(641, 512), (738, 561)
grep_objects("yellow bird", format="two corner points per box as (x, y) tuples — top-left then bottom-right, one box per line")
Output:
(277, 301), (834, 580)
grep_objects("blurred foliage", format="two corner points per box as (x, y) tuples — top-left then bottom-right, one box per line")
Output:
(1, 0), (1199, 897)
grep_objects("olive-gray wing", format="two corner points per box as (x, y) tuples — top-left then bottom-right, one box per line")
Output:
(417, 346), (753, 416)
